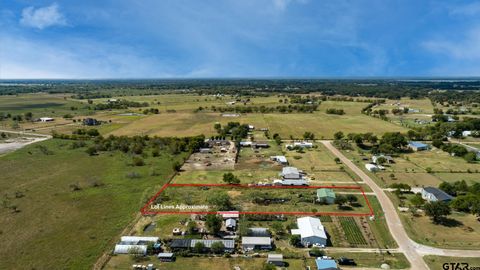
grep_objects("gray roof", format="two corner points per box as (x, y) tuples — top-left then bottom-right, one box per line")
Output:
(267, 254), (283, 261)
(248, 227), (270, 236)
(423, 187), (454, 201)
(191, 239), (235, 249)
(242, 237), (271, 245)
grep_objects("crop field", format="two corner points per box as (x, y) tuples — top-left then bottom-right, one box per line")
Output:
(338, 216), (368, 245)
(0, 139), (186, 269)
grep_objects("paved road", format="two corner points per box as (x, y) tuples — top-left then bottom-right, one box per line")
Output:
(321, 140), (430, 270)
(321, 140), (480, 269)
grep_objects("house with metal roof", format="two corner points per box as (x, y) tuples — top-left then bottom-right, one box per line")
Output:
(291, 217), (327, 247)
(241, 236), (272, 251)
(225, 218), (236, 231)
(317, 188), (336, 204)
(372, 155), (394, 164)
(421, 187), (454, 202)
(408, 141), (429, 151)
(315, 258), (338, 270)
(114, 236), (159, 255)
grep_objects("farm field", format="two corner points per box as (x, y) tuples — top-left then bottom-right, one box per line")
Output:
(0, 139), (186, 269)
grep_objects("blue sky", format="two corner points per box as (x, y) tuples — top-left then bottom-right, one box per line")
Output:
(1, 0), (480, 79)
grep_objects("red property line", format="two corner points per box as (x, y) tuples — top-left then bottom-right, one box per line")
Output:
(141, 182), (375, 217)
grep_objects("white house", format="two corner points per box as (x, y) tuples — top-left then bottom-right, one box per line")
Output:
(372, 155), (394, 164)
(463, 130), (472, 137)
(291, 217), (327, 247)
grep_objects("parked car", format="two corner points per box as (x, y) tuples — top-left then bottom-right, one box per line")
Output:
(337, 257), (356, 265)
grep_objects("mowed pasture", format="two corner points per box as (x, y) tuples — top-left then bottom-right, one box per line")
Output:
(109, 102), (407, 139)
(0, 139), (186, 269)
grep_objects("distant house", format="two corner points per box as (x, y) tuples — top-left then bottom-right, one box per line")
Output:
(372, 155), (394, 164)
(408, 141), (429, 151)
(294, 141), (313, 148)
(241, 237), (272, 251)
(270, 155), (288, 165)
(248, 125), (255, 131)
(463, 130), (472, 137)
(157, 253), (175, 262)
(248, 227), (270, 237)
(421, 187), (453, 202)
(291, 217), (327, 247)
(225, 218), (236, 231)
(267, 254), (284, 267)
(83, 118), (100, 126)
(315, 258), (338, 270)
(317, 188), (336, 204)
(170, 239), (234, 252)
(365, 163), (380, 172)
(39, 117), (54, 122)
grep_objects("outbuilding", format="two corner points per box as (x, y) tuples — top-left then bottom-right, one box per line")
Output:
(421, 187), (453, 202)
(241, 237), (272, 251)
(157, 253), (175, 262)
(317, 188), (336, 204)
(408, 141), (429, 151)
(315, 258), (338, 270)
(39, 117), (54, 122)
(267, 254), (284, 266)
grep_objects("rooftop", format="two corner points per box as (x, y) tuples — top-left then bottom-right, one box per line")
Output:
(317, 188), (336, 198)
(423, 186), (454, 201)
(315, 259), (337, 269)
(291, 217), (327, 240)
(241, 236), (271, 245)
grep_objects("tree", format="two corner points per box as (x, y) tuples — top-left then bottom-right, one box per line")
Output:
(334, 131), (344, 140)
(424, 201), (451, 224)
(172, 162), (182, 172)
(187, 220), (197, 234)
(303, 131), (315, 140)
(376, 156), (387, 165)
(85, 146), (97, 156)
(208, 192), (233, 211)
(380, 132), (408, 151)
(289, 234), (301, 247)
(439, 182), (456, 196)
(271, 222), (284, 235)
(193, 242), (205, 253)
(334, 195), (347, 209)
(205, 214), (222, 235)
(223, 172), (240, 184)
(210, 241), (225, 254)
(464, 152), (477, 163)
(334, 157), (341, 164)
(346, 194), (358, 205)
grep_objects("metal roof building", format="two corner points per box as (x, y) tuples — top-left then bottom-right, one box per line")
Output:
(291, 217), (327, 247)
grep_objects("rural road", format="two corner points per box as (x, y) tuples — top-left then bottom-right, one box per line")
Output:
(0, 129), (51, 154)
(321, 140), (480, 268)
(321, 140), (430, 270)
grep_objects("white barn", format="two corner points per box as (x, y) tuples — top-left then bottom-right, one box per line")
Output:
(291, 217), (327, 247)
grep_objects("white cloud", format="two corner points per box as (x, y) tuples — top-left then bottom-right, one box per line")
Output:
(20, 3), (66, 29)
(422, 27), (480, 60)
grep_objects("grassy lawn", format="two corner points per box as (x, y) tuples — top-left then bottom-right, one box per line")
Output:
(326, 252), (410, 269)
(0, 139), (186, 269)
(375, 172), (441, 188)
(387, 192), (480, 250)
(172, 169), (280, 184)
(424, 255), (480, 270)
(367, 196), (398, 248)
(406, 149), (480, 173)
(284, 143), (344, 171)
(156, 186), (372, 214)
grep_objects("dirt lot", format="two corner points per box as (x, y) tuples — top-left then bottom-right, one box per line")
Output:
(181, 140), (237, 171)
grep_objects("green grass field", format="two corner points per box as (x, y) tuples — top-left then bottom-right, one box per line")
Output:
(0, 139), (186, 269)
